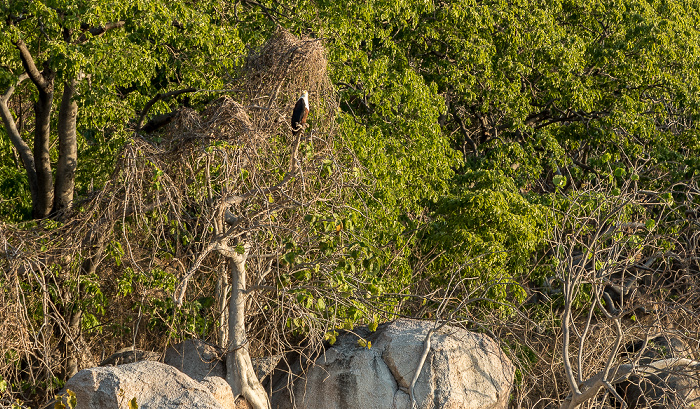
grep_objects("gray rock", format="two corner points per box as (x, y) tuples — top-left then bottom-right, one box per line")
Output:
(164, 339), (281, 384)
(200, 376), (236, 408)
(252, 354), (283, 384)
(164, 339), (225, 381)
(618, 335), (700, 408)
(61, 361), (225, 409)
(270, 319), (514, 409)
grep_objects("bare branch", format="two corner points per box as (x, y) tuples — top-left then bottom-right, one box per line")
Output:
(409, 327), (434, 408)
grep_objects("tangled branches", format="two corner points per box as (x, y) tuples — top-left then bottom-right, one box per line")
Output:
(0, 29), (356, 406)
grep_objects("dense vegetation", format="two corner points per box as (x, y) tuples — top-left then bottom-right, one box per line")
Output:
(2, 0), (700, 407)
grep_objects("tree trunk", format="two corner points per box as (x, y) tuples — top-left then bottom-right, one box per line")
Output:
(216, 262), (230, 348)
(226, 249), (271, 409)
(53, 79), (79, 215)
(64, 308), (82, 379)
(16, 39), (55, 218)
(32, 85), (54, 219)
(0, 74), (39, 207)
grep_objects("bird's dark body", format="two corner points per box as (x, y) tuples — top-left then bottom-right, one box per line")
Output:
(291, 95), (309, 136)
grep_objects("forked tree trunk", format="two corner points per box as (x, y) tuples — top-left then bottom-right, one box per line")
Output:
(16, 39), (55, 218)
(7, 40), (82, 219)
(226, 248), (271, 409)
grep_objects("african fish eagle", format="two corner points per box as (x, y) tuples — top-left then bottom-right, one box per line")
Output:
(291, 90), (309, 136)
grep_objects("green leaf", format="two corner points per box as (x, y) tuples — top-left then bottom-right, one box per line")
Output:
(129, 397), (139, 409)
(661, 192), (674, 205)
(553, 175), (567, 188)
(357, 338), (372, 349)
(324, 330), (338, 345)
(67, 390), (77, 408)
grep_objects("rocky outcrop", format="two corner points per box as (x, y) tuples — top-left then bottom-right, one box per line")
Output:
(60, 360), (233, 409)
(270, 319), (514, 409)
(200, 375), (237, 408)
(618, 335), (700, 408)
(55, 322), (512, 409)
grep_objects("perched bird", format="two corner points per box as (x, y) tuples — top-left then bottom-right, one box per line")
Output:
(291, 90), (309, 136)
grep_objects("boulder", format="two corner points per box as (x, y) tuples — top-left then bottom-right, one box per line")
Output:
(618, 335), (700, 408)
(164, 339), (282, 385)
(253, 354), (283, 384)
(270, 318), (514, 409)
(200, 376), (237, 408)
(164, 339), (225, 381)
(60, 360), (228, 409)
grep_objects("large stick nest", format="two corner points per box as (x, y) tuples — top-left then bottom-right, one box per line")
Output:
(161, 28), (337, 158)
(245, 28), (330, 100)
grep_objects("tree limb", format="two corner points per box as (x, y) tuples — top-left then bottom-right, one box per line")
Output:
(136, 88), (197, 130)
(409, 327), (434, 408)
(141, 111), (180, 133)
(15, 38), (56, 218)
(76, 21), (126, 43)
(53, 78), (79, 216)
(450, 105), (479, 156)
(15, 39), (51, 91)
(560, 351), (700, 408)
(0, 73), (37, 200)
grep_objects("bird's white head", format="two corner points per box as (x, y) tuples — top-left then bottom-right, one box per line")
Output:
(301, 90), (309, 109)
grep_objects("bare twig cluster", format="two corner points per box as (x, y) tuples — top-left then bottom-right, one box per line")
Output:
(507, 168), (700, 409)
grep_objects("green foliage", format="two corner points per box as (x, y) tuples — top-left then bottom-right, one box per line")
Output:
(324, 330), (338, 345)
(0, 0), (245, 220)
(308, 0), (700, 195)
(0, 165), (32, 221)
(357, 338), (371, 349)
(54, 389), (76, 409)
(420, 170), (546, 309)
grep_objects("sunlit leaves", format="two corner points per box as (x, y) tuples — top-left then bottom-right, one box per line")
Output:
(553, 175), (567, 189)
(421, 170), (546, 308)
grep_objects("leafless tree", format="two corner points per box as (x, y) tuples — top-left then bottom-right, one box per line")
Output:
(544, 171), (700, 409)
